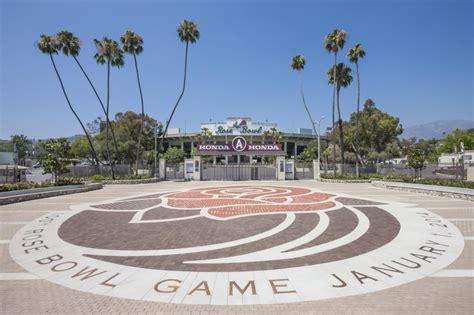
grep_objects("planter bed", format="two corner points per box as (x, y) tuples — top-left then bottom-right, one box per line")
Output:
(0, 183), (103, 205)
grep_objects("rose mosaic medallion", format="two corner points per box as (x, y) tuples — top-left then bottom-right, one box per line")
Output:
(10, 186), (464, 305)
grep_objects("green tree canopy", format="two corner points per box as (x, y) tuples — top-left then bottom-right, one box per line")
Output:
(407, 147), (426, 178)
(438, 128), (474, 154)
(9, 134), (32, 163)
(341, 99), (403, 162)
(93, 111), (158, 164)
(263, 128), (284, 143)
(162, 147), (185, 164)
(70, 136), (94, 161)
(38, 138), (72, 182)
(196, 128), (213, 143)
(296, 140), (318, 162)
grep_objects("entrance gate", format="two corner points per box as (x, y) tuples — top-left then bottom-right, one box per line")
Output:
(202, 163), (277, 181)
(165, 163), (185, 180)
(295, 161), (314, 179)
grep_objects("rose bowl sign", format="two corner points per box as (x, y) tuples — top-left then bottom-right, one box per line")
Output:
(197, 136), (283, 155)
(9, 185), (464, 305)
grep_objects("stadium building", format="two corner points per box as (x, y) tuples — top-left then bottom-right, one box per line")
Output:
(164, 117), (324, 164)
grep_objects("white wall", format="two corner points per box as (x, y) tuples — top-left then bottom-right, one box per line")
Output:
(0, 152), (17, 165)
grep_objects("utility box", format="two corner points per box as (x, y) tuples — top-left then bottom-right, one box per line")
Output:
(185, 156), (202, 181)
(276, 156), (286, 180)
(313, 160), (321, 179)
(158, 160), (166, 179)
(285, 159), (295, 180)
(467, 166), (474, 182)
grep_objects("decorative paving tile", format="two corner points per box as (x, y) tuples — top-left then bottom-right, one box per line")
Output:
(9, 185), (465, 305)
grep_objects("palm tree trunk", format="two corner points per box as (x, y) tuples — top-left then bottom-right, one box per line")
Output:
(133, 52), (145, 176)
(298, 72), (318, 143)
(354, 61), (361, 176)
(332, 53), (337, 177)
(49, 54), (99, 164)
(105, 60), (115, 179)
(158, 42), (189, 175)
(72, 56), (120, 163)
(336, 87), (345, 167)
(355, 62), (361, 135)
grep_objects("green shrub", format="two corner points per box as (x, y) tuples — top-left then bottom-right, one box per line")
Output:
(320, 173), (474, 189)
(321, 174), (370, 180)
(63, 174), (152, 182)
(89, 174), (106, 181)
(56, 178), (85, 186)
(413, 178), (474, 189)
(0, 181), (52, 192)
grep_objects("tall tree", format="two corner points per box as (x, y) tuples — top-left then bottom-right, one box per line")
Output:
(196, 128), (214, 143)
(56, 31), (121, 162)
(9, 134), (32, 165)
(38, 138), (73, 183)
(159, 20), (200, 175)
(263, 128), (284, 144)
(327, 63), (353, 165)
(343, 98), (403, 163)
(37, 34), (99, 164)
(291, 55), (319, 145)
(324, 29), (347, 175)
(93, 37), (125, 179)
(120, 31), (145, 175)
(347, 43), (366, 171)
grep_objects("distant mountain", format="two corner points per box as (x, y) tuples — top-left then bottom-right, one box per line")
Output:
(401, 120), (474, 140)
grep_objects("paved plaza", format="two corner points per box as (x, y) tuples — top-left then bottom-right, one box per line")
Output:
(1, 181), (473, 314)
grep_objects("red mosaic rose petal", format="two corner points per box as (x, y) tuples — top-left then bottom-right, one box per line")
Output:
(167, 198), (268, 209)
(207, 201), (336, 218)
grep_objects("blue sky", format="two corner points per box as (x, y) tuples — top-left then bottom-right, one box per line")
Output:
(1, 0), (473, 139)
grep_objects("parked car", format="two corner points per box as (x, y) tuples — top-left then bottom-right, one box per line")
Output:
(32, 162), (42, 168)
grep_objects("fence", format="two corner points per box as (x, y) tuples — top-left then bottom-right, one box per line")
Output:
(377, 163), (466, 179)
(165, 163), (184, 180)
(0, 166), (27, 184)
(202, 163), (277, 181)
(63, 164), (133, 178)
(319, 162), (467, 180)
(60, 161), (468, 181)
(295, 162), (313, 179)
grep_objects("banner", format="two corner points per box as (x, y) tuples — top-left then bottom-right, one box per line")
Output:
(196, 136), (283, 154)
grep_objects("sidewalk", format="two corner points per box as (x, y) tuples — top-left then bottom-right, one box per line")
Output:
(373, 181), (474, 201)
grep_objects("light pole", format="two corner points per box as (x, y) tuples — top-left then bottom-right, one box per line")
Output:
(315, 116), (325, 164)
(154, 125), (158, 178)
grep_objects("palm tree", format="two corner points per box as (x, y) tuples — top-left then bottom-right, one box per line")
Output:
(93, 37), (125, 179)
(197, 128), (213, 143)
(324, 29), (347, 176)
(120, 31), (145, 175)
(37, 34), (99, 164)
(158, 20), (199, 176)
(347, 44), (366, 174)
(56, 31), (121, 163)
(290, 55), (319, 156)
(327, 63), (353, 165)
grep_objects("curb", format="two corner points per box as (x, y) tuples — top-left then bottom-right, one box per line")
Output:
(372, 181), (474, 202)
(0, 183), (103, 205)
(101, 178), (163, 185)
(316, 178), (372, 183)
